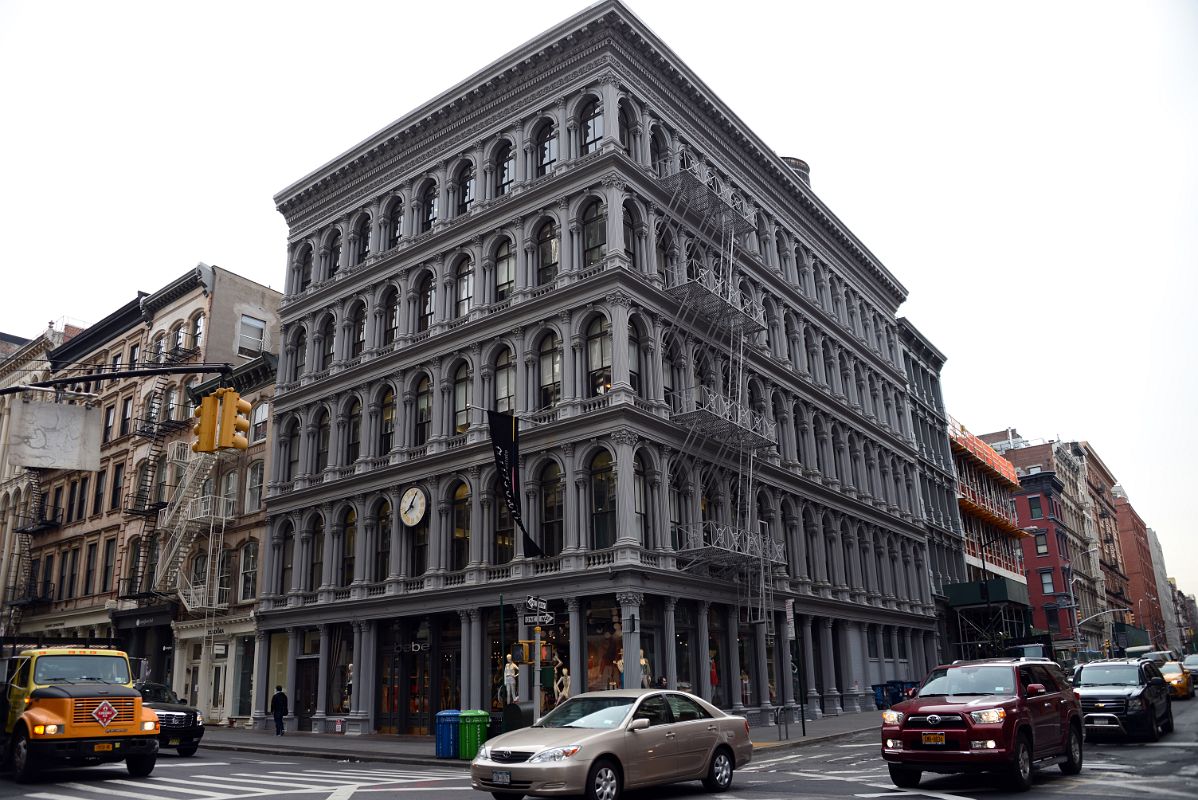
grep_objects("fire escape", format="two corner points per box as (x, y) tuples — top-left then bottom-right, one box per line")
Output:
(4, 468), (62, 633)
(657, 157), (785, 628)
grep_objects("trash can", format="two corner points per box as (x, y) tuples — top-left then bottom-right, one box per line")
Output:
(502, 701), (535, 733)
(435, 710), (461, 759)
(459, 709), (491, 761)
(871, 684), (888, 710)
(902, 680), (920, 697)
(885, 680), (904, 707)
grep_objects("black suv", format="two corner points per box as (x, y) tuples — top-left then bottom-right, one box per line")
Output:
(136, 682), (205, 756)
(1073, 659), (1173, 741)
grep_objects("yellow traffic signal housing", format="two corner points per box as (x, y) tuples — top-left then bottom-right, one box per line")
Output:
(217, 388), (252, 450)
(192, 395), (218, 453)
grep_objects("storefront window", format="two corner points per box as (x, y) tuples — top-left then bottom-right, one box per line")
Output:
(586, 600), (623, 691)
(709, 609), (726, 707)
(674, 601), (694, 691)
(327, 623), (353, 715)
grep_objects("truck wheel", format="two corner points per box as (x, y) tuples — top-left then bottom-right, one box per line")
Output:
(127, 754), (157, 777)
(11, 728), (39, 783)
(177, 744), (198, 757)
(888, 765), (921, 788)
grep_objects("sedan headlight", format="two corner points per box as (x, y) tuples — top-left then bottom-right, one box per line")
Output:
(528, 745), (582, 763)
(881, 710), (904, 725)
(969, 708), (1007, 725)
(474, 744), (490, 761)
(142, 720), (158, 731)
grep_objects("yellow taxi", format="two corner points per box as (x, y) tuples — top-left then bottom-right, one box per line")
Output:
(1161, 661), (1195, 700)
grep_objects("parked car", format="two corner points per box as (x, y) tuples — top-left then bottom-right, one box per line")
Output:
(1160, 662), (1194, 700)
(1140, 650), (1177, 666)
(135, 682), (205, 756)
(470, 688), (752, 800)
(1182, 654), (1198, 670)
(880, 658), (1083, 792)
(1073, 659), (1173, 740)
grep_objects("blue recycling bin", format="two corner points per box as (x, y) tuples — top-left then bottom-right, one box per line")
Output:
(885, 680), (904, 707)
(902, 680), (920, 697)
(435, 710), (461, 759)
(872, 684), (888, 709)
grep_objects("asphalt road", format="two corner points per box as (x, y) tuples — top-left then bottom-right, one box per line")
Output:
(2, 697), (1195, 800)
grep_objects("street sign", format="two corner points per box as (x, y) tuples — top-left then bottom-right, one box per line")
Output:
(523, 612), (555, 626)
(525, 595), (546, 612)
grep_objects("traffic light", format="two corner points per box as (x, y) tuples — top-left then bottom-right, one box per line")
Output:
(510, 641), (530, 663)
(216, 388), (252, 450)
(192, 395), (218, 453)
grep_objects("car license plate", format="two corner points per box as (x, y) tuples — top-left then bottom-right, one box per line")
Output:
(168, 738), (181, 746)
(492, 770), (511, 785)
(922, 732), (945, 745)
(94, 743), (114, 752)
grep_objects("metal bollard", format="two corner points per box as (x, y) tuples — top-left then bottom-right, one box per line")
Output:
(774, 707), (789, 741)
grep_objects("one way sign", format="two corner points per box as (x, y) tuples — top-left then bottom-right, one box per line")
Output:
(523, 612), (555, 626)
(525, 595), (546, 612)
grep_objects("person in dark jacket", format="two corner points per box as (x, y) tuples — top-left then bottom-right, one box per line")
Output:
(270, 685), (288, 735)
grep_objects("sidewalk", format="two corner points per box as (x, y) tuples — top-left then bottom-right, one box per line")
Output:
(200, 708), (879, 767)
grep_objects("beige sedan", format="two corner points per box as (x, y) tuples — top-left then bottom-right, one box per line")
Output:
(471, 688), (752, 800)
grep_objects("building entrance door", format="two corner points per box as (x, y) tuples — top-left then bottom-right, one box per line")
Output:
(295, 659), (319, 731)
(376, 618), (432, 735)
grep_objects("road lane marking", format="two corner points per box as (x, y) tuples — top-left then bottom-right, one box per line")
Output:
(327, 787), (357, 800)
(104, 779), (233, 797)
(60, 782), (185, 800)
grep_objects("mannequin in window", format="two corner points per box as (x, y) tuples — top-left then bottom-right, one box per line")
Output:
(554, 667), (570, 704)
(639, 649), (652, 688)
(612, 649), (624, 690)
(503, 654), (519, 703)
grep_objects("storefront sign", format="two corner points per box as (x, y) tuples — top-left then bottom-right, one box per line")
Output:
(45, 621), (66, 629)
(393, 641), (430, 652)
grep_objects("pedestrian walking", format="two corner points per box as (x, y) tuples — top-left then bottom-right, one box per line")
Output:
(271, 685), (288, 736)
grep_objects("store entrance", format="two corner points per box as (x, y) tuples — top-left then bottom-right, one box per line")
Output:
(295, 659), (319, 731)
(376, 619), (431, 735)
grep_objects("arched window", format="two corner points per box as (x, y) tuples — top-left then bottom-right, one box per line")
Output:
(387, 200), (404, 248)
(339, 507), (356, 587)
(494, 239), (515, 302)
(190, 314), (205, 350)
(285, 421), (300, 481)
(171, 324), (186, 352)
(320, 317), (335, 370)
(354, 215), (371, 264)
(494, 348), (515, 413)
(345, 399), (362, 463)
(650, 131), (667, 177)
(191, 551), (208, 586)
(221, 469), (238, 508)
(417, 274), (435, 332)
(350, 304), (366, 358)
(327, 229), (342, 278)
(535, 122), (557, 177)
(245, 460), (264, 512)
(579, 98), (603, 155)
(590, 450), (615, 549)
(536, 221), (558, 285)
(453, 364), (471, 434)
(494, 141), (515, 196)
(623, 205), (637, 268)
(239, 542), (258, 602)
(581, 200), (606, 268)
(618, 103), (632, 152)
(413, 375), (432, 446)
(309, 516), (324, 590)
(164, 387), (178, 421)
(277, 524), (293, 594)
(183, 378), (198, 418)
(455, 258), (474, 318)
(492, 476), (513, 565)
(538, 333), (562, 409)
(379, 389), (395, 454)
(251, 403), (268, 442)
(374, 501), (391, 582)
(628, 323), (643, 397)
(409, 515), (428, 577)
(455, 163), (475, 216)
(293, 329), (307, 380)
(420, 184), (438, 233)
(299, 247), (313, 291)
(634, 453), (647, 543)
(540, 462), (563, 557)
(315, 410), (330, 472)
(450, 481), (470, 572)
(382, 288), (399, 345)
(586, 316), (612, 396)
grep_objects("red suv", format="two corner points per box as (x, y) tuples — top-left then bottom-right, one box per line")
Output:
(880, 658), (1083, 791)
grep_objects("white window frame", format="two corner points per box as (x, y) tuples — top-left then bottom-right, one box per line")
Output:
(238, 315), (267, 357)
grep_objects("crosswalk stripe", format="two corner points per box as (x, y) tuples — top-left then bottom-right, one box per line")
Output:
(28, 794), (82, 800)
(189, 775), (313, 789)
(101, 779), (232, 798)
(144, 776), (269, 796)
(260, 772), (356, 784)
(59, 782), (172, 800)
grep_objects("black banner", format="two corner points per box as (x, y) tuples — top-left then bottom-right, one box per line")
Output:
(487, 411), (544, 558)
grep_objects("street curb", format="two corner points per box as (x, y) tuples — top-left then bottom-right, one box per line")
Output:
(751, 724), (877, 751)
(199, 741), (469, 768)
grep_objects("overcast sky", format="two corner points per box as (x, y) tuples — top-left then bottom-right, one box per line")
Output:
(2, 1), (1195, 600)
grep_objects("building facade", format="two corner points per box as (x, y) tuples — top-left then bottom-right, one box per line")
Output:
(897, 319), (964, 661)
(1147, 532), (1180, 653)
(258, 0), (941, 735)
(1113, 486), (1165, 650)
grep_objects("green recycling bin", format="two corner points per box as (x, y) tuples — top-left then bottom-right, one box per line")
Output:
(459, 709), (491, 760)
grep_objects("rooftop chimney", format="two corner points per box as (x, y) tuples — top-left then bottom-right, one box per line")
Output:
(781, 156), (810, 187)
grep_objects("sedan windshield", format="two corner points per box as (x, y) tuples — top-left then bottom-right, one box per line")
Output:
(918, 666), (1014, 696)
(536, 696), (634, 729)
(1160, 663), (1182, 676)
(1076, 665), (1139, 686)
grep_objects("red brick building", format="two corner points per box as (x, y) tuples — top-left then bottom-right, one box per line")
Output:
(1114, 487), (1166, 648)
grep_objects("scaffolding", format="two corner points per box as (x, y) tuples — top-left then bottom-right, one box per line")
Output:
(656, 156), (782, 629)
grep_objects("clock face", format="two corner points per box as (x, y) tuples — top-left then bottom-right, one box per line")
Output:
(400, 486), (427, 527)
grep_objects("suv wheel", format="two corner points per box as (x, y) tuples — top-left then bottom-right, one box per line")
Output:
(1059, 724), (1083, 775)
(1145, 711), (1161, 742)
(888, 766), (921, 788)
(1007, 734), (1033, 792)
(1161, 703), (1174, 734)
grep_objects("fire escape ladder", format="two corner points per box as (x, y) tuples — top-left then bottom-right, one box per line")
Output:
(4, 469), (41, 633)
(155, 443), (221, 603)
